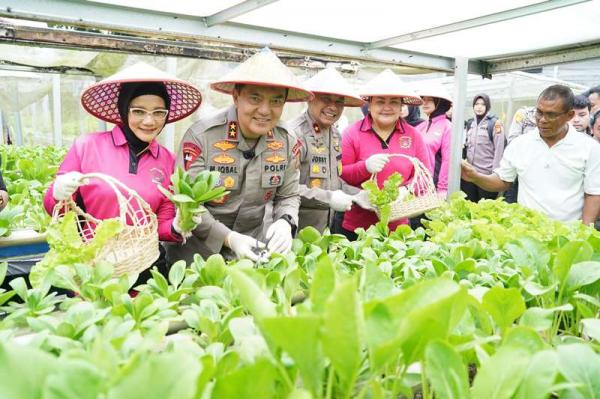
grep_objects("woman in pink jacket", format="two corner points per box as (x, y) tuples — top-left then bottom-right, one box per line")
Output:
(415, 83), (453, 196)
(43, 63), (202, 272)
(340, 69), (432, 240)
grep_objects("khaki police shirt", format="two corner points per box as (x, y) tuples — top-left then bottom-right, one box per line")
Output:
(289, 110), (359, 232)
(166, 105), (300, 263)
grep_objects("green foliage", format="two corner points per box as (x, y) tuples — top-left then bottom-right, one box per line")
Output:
(29, 211), (122, 288)
(158, 167), (227, 231)
(0, 194), (599, 398)
(0, 144), (67, 234)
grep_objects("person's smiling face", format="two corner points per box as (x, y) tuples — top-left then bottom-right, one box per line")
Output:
(308, 93), (345, 129)
(233, 84), (287, 138)
(127, 94), (168, 143)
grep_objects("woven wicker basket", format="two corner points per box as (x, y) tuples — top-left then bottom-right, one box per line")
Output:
(371, 154), (444, 222)
(52, 172), (159, 277)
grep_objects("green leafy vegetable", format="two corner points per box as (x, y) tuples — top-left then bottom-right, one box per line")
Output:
(158, 167), (227, 231)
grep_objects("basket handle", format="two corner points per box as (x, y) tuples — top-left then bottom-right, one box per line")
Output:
(369, 153), (436, 194)
(53, 172), (154, 224)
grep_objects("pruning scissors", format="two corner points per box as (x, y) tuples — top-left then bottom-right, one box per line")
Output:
(252, 235), (272, 265)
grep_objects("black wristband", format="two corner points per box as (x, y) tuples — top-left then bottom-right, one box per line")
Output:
(280, 214), (297, 237)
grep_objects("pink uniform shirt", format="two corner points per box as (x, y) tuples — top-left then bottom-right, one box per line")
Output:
(415, 114), (452, 194)
(340, 116), (432, 232)
(44, 126), (179, 241)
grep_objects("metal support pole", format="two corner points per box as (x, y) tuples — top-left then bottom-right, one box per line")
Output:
(52, 74), (62, 146)
(0, 110), (4, 144)
(14, 111), (23, 146)
(448, 57), (468, 195)
(163, 57), (177, 152)
(506, 74), (515, 126)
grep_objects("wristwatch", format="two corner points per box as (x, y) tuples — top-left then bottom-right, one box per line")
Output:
(280, 214), (298, 237)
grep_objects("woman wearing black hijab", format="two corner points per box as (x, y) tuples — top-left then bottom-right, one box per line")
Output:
(461, 93), (505, 202)
(44, 63), (203, 273)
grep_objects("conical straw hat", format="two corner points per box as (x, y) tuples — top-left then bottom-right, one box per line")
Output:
(359, 69), (422, 105)
(414, 81), (453, 103)
(210, 47), (313, 102)
(81, 62), (202, 125)
(302, 68), (364, 107)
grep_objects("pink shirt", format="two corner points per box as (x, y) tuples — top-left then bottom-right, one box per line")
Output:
(44, 126), (179, 242)
(340, 115), (432, 232)
(415, 114), (452, 194)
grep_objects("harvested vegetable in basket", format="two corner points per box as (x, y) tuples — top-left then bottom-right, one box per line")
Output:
(158, 167), (228, 232)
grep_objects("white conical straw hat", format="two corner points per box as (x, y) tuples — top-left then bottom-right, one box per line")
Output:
(81, 62), (202, 125)
(359, 69), (422, 105)
(302, 68), (364, 107)
(414, 81), (453, 103)
(210, 47), (313, 102)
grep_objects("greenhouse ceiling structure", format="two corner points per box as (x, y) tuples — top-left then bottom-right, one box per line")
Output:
(0, 0), (598, 76)
(0, 0), (599, 192)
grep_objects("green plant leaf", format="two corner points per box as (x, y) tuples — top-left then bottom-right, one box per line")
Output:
(229, 268), (276, 320)
(262, 315), (323, 397)
(482, 287), (526, 332)
(0, 342), (58, 399)
(211, 357), (280, 398)
(471, 345), (531, 399)
(310, 253), (336, 313)
(553, 241), (593, 284)
(513, 350), (558, 399)
(168, 260), (186, 287)
(557, 344), (600, 399)
(321, 278), (363, 398)
(519, 304), (573, 331)
(364, 278), (467, 370)
(363, 261), (395, 302)
(107, 351), (200, 399)
(425, 340), (470, 399)
(43, 360), (104, 399)
(582, 318), (600, 342)
(565, 261), (600, 292)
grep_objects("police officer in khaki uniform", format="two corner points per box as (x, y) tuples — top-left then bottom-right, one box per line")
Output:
(461, 93), (505, 202)
(166, 48), (312, 263)
(289, 68), (370, 232)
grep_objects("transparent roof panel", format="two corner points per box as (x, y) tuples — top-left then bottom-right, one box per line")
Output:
(87, 0), (244, 17)
(395, 1), (600, 58)
(231, 0), (546, 43)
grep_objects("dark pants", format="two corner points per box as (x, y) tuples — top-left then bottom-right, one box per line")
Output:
(503, 178), (518, 204)
(330, 211), (345, 235)
(338, 225), (358, 242)
(460, 180), (498, 202)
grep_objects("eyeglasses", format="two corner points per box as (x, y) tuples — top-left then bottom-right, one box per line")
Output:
(129, 108), (169, 121)
(534, 109), (568, 122)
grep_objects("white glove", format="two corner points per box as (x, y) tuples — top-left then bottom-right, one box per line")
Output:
(172, 209), (202, 240)
(227, 231), (266, 262)
(365, 154), (390, 174)
(352, 190), (375, 211)
(53, 172), (84, 201)
(266, 219), (293, 255)
(329, 190), (353, 212)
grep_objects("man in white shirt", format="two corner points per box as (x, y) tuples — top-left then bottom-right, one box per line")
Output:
(461, 85), (600, 225)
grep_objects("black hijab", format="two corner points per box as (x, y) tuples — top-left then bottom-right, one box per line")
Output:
(473, 93), (491, 125)
(428, 98), (452, 120)
(406, 105), (425, 127)
(117, 82), (171, 155)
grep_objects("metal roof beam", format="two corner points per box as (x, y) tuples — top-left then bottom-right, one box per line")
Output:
(367, 0), (591, 49)
(0, 0), (486, 75)
(205, 0), (280, 27)
(486, 42), (600, 73)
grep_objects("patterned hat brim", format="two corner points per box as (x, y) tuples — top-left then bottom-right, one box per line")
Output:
(81, 78), (202, 125)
